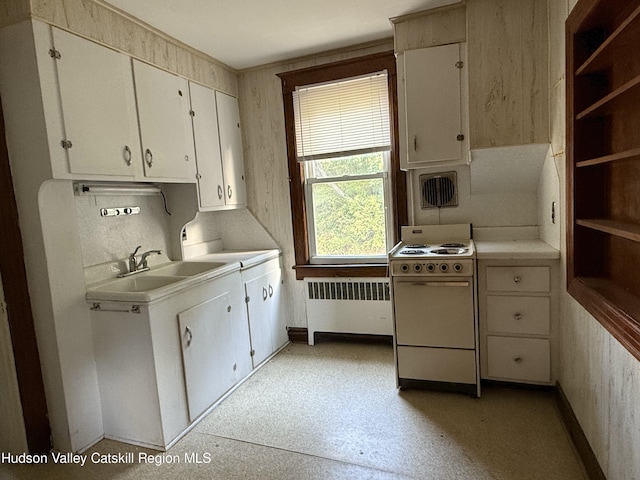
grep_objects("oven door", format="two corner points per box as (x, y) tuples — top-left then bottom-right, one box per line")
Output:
(393, 276), (475, 348)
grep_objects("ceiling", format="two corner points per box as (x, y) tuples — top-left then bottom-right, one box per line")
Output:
(104, 0), (461, 70)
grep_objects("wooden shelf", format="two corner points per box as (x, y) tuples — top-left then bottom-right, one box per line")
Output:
(576, 147), (640, 167)
(576, 219), (640, 243)
(576, 4), (640, 76)
(568, 0), (640, 362)
(575, 74), (640, 120)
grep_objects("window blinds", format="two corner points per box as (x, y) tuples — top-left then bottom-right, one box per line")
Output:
(293, 72), (390, 161)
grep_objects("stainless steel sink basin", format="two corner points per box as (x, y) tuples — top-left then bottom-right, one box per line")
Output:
(92, 275), (181, 293)
(149, 261), (226, 277)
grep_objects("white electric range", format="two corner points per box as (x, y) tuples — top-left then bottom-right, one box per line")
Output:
(388, 224), (480, 397)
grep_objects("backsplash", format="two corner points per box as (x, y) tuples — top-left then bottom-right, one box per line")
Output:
(74, 193), (172, 267)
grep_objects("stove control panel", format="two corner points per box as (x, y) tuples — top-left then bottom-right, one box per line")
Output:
(392, 258), (474, 276)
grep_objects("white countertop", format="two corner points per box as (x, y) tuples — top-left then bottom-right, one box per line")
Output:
(190, 249), (280, 269)
(474, 239), (559, 260)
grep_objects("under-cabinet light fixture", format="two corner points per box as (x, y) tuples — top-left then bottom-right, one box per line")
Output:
(74, 182), (161, 196)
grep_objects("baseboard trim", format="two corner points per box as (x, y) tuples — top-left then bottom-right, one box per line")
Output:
(554, 383), (606, 480)
(287, 327), (308, 343)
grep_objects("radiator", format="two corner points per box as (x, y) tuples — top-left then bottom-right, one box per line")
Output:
(304, 277), (393, 345)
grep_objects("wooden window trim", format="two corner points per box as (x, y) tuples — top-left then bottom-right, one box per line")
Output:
(278, 51), (407, 280)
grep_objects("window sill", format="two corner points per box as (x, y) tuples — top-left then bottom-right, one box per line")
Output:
(293, 263), (389, 280)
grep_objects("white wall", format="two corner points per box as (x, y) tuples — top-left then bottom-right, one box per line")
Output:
(551, 1), (640, 478)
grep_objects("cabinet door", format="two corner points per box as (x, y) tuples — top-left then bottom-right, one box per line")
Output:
(215, 91), (246, 206)
(403, 43), (463, 167)
(189, 82), (225, 208)
(245, 274), (274, 367)
(52, 28), (141, 177)
(133, 60), (196, 181)
(178, 293), (236, 421)
(267, 268), (288, 351)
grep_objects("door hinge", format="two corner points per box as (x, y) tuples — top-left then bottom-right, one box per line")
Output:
(61, 139), (73, 149)
(455, 60), (464, 69)
(49, 48), (61, 59)
(250, 349), (255, 357)
(0, 301), (5, 315)
(189, 110), (195, 117)
(245, 296), (250, 303)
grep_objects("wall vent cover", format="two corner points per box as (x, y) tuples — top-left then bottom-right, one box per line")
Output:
(420, 171), (458, 209)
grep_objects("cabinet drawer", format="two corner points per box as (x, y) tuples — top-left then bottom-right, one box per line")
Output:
(487, 336), (550, 383)
(397, 346), (476, 384)
(486, 296), (549, 335)
(486, 267), (549, 292)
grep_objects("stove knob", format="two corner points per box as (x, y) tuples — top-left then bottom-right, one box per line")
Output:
(453, 263), (463, 272)
(400, 264), (409, 272)
(440, 263), (449, 272)
(413, 263), (422, 273)
(426, 263), (436, 272)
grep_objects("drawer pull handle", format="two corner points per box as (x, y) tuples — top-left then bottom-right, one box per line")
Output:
(513, 356), (523, 364)
(185, 326), (193, 347)
(513, 313), (523, 320)
(513, 276), (521, 284)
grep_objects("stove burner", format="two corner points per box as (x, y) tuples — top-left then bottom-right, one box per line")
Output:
(401, 249), (426, 255)
(430, 248), (469, 255)
(405, 243), (429, 249)
(439, 243), (466, 248)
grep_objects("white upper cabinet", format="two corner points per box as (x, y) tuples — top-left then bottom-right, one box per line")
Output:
(190, 84), (247, 210)
(189, 82), (227, 209)
(215, 91), (247, 207)
(398, 43), (467, 169)
(132, 59), (196, 182)
(51, 28), (142, 178)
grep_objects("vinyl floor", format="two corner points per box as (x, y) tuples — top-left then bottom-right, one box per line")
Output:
(1, 340), (587, 479)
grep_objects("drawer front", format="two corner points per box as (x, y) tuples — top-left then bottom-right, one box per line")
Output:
(486, 296), (550, 335)
(486, 266), (549, 292)
(487, 336), (550, 383)
(397, 346), (476, 384)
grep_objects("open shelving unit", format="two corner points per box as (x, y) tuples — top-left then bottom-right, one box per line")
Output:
(567, 0), (640, 359)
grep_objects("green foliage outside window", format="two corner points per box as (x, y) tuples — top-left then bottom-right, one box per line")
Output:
(307, 152), (387, 257)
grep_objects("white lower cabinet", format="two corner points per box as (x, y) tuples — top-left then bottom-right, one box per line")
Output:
(90, 271), (251, 449)
(478, 260), (557, 385)
(178, 293), (236, 422)
(242, 258), (288, 368)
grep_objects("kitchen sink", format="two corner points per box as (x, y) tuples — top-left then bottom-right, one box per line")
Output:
(86, 260), (238, 303)
(92, 275), (181, 293)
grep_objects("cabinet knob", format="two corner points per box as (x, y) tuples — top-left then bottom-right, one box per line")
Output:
(262, 287), (268, 301)
(513, 356), (523, 364)
(218, 185), (223, 200)
(123, 145), (132, 166)
(227, 305), (232, 313)
(513, 275), (521, 284)
(268, 284), (273, 298)
(145, 148), (153, 167)
(228, 185), (233, 199)
(184, 155), (189, 162)
(513, 313), (523, 320)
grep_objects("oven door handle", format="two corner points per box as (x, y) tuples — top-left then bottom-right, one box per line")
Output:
(405, 281), (470, 287)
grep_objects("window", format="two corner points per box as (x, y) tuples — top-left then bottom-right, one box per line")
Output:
(278, 52), (407, 279)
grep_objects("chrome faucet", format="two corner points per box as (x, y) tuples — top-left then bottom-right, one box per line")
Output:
(138, 249), (162, 269)
(119, 246), (163, 277)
